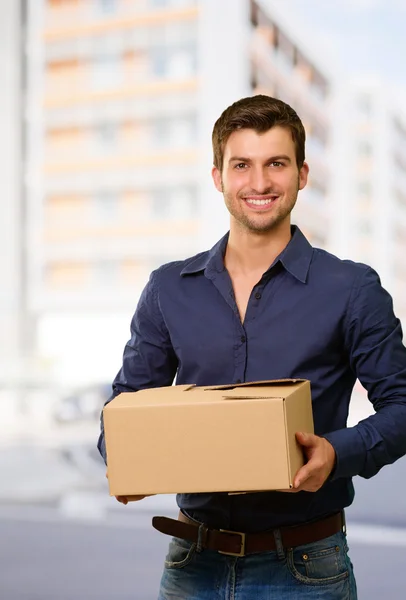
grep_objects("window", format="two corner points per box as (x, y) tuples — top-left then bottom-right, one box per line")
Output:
(94, 191), (118, 221)
(150, 0), (196, 7)
(96, 0), (117, 14)
(358, 140), (373, 157)
(151, 119), (171, 147)
(151, 47), (196, 78)
(357, 219), (371, 235)
(167, 48), (196, 78)
(151, 189), (171, 219)
(170, 187), (198, 219)
(92, 261), (118, 285)
(151, 187), (197, 220)
(150, 116), (196, 148)
(358, 181), (372, 197)
(358, 93), (372, 117)
(170, 116), (197, 146)
(92, 55), (122, 89)
(151, 49), (167, 77)
(94, 122), (118, 152)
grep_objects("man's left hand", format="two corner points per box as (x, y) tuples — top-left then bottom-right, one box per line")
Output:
(292, 432), (336, 492)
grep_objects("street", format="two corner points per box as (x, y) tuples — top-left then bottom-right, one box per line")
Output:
(1, 416), (406, 600)
(1, 504), (406, 600)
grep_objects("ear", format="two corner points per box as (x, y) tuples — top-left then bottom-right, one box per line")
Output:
(212, 166), (223, 193)
(298, 162), (309, 191)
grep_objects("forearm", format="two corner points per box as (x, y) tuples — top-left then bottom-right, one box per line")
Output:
(97, 388), (122, 465)
(323, 399), (406, 480)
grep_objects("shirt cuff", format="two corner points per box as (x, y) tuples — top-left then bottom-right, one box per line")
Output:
(322, 427), (366, 480)
(97, 433), (108, 466)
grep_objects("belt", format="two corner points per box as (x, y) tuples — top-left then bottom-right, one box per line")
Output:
(152, 511), (345, 557)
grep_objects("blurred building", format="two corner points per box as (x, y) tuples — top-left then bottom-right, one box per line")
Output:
(329, 79), (406, 327)
(0, 0), (31, 385)
(25, 0), (330, 381)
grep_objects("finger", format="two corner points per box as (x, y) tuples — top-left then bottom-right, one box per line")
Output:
(293, 462), (316, 489)
(296, 477), (323, 493)
(105, 469), (108, 479)
(296, 431), (317, 447)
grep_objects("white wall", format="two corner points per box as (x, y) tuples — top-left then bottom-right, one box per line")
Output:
(197, 0), (252, 248)
(0, 0), (25, 382)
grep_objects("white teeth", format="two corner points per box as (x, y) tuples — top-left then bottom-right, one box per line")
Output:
(245, 198), (277, 206)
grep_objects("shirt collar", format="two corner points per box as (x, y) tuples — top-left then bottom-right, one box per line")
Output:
(180, 233), (229, 277)
(180, 225), (313, 283)
(277, 225), (313, 284)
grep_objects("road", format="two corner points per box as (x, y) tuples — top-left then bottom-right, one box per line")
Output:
(1, 414), (405, 599)
(0, 504), (406, 600)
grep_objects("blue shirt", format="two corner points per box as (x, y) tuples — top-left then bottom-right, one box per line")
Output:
(98, 226), (406, 532)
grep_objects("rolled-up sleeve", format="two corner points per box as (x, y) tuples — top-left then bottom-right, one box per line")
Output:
(97, 269), (178, 464)
(324, 267), (406, 480)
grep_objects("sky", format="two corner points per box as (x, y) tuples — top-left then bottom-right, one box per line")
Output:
(266, 0), (406, 98)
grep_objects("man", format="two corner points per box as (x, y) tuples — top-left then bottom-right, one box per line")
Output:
(98, 95), (406, 599)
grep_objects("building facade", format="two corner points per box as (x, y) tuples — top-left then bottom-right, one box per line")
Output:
(329, 78), (406, 328)
(25, 0), (331, 380)
(0, 0), (29, 385)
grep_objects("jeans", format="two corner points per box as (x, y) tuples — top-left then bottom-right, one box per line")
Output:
(158, 526), (357, 599)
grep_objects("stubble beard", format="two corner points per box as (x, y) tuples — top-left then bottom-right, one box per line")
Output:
(222, 179), (300, 234)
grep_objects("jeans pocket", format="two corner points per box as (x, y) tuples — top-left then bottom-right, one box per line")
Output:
(164, 536), (197, 570)
(287, 532), (350, 586)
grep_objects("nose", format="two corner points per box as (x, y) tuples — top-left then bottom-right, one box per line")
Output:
(249, 166), (272, 194)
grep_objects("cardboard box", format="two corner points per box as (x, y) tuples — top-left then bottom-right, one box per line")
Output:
(103, 379), (314, 496)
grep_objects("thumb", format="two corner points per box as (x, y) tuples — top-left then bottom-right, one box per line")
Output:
(296, 431), (315, 446)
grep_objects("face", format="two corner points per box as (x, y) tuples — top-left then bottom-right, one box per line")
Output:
(212, 126), (309, 234)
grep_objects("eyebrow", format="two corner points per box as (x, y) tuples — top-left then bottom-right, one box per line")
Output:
(228, 155), (292, 164)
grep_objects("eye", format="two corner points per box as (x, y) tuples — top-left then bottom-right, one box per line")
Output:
(270, 161), (284, 167)
(235, 162), (247, 169)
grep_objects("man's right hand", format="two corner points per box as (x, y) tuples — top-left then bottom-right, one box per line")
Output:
(106, 470), (149, 505)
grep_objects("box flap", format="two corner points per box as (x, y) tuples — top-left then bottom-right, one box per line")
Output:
(222, 387), (284, 399)
(203, 379), (306, 391)
(104, 384), (197, 410)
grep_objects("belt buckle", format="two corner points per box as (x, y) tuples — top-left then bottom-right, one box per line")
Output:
(218, 529), (246, 557)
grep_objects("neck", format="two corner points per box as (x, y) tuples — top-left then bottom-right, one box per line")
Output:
(225, 220), (292, 276)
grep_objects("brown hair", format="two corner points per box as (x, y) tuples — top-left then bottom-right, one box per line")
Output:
(212, 95), (306, 172)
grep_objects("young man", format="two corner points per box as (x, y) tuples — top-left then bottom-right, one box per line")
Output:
(98, 95), (406, 599)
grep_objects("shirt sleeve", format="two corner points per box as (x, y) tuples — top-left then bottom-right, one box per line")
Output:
(97, 268), (178, 464)
(323, 266), (406, 480)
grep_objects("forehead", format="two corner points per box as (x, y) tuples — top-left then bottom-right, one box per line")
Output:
(223, 126), (295, 160)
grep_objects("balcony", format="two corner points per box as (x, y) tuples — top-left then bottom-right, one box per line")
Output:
(44, 19), (198, 63)
(44, 89), (198, 128)
(250, 29), (329, 115)
(43, 2), (199, 41)
(43, 162), (200, 193)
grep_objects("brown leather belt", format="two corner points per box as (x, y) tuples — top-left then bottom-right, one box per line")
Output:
(152, 511), (345, 557)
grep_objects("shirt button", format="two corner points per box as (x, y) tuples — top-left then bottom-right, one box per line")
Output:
(255, 292), (262, 300)
(240, 335), (246, 343)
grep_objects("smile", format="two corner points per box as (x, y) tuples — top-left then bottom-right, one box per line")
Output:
(243, 196), (279, 208)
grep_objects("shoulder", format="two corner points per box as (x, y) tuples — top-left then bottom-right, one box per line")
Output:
(311, 247), (374, 284)
(150, 250), (210, 285)
(311, 249), (391, 317)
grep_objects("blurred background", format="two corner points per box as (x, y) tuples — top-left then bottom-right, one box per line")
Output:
(1, 0), (406, 598)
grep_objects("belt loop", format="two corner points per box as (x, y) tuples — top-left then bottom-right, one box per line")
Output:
(196, 522), (208, 553)
(273, 528), (285, 560)
(342, 510), (347, 535)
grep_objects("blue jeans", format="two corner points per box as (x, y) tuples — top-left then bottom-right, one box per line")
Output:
(158, 526), (357, 599)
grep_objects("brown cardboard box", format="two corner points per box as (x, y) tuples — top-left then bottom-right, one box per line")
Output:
(103, 379), (314, 497)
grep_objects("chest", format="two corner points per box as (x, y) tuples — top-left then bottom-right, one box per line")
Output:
(162, 272), (346, 371)
(230, 274), (263, 323)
